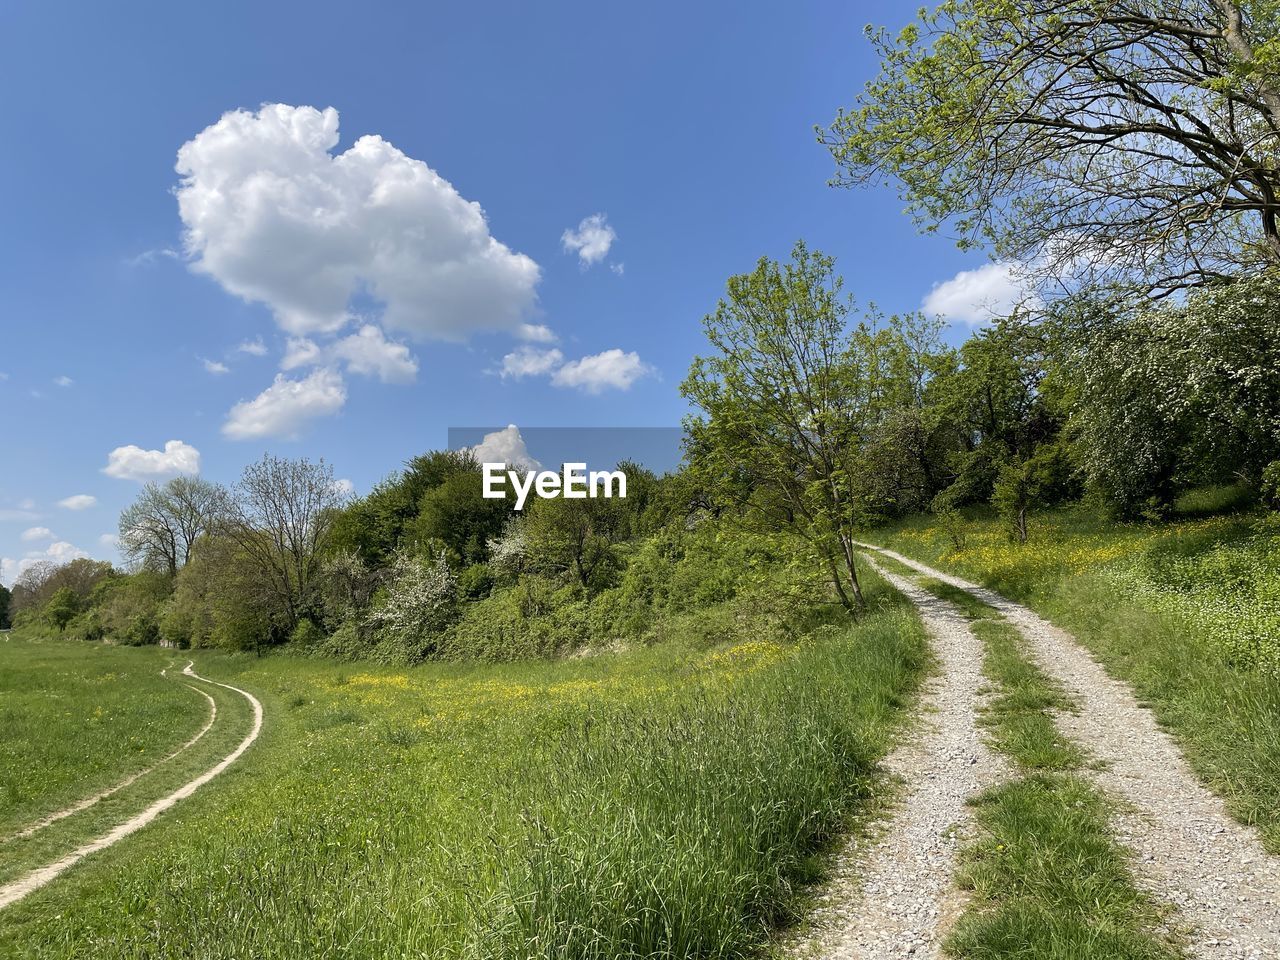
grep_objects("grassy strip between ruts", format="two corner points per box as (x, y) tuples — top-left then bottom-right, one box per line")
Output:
(0, 567), (927, 960)
(874, 507), (1280, 854)
(902, 574), (1182, 959)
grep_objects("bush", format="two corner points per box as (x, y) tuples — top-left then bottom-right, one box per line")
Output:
(457, 562), (495, 600)
(1262, 461), (1280, 510)
(289, 619), (326, 650)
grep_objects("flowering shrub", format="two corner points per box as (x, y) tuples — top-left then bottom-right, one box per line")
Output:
(364, 550), (457, 662)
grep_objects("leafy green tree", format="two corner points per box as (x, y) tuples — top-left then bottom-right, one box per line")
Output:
(93, 571), (173, 645)
(329, 449), (494, 566)
(928, 315), (1067, 508)
(992, 443), (1079, 542)
(523, 496), (623, 594)
(46, 587), (81, 633)
(0, 583), (10, 629)
(160, 536), (275, 650)
(682, 242), (934, 609)
(407, 468), (511, 564)
(825, 1), (1280, 295)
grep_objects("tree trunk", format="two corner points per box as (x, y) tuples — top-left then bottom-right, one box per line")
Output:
(1216, 1), (1280, 123)
(838, 532), (865, 609)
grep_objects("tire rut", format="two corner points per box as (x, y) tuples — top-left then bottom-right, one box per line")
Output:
(786, 557), (1007, 960)
(0, 662), (262, 911)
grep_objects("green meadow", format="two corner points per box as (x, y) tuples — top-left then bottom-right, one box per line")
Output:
(0, 573), (926, 960)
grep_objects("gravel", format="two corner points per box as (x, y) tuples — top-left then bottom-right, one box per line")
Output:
(784, 558), (1007, 960)
(863, 544), (1280, 960)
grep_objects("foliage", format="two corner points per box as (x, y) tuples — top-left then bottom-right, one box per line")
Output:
(521, 495), (623, 594)
(45, 588), (81, 633)
(161, 537), (275, 651)
(364, 551), (458, 663)
(682, 241), (946, 608)
(1263, 460), (1280, 509)
(119, 476), (227, 577)
(991, 442), (1079, 543)
(223, 454), (346, 633)
(824, 0), (1280, 295)
(1069, 275), (1280, 515)
(406, 468), (510, 565)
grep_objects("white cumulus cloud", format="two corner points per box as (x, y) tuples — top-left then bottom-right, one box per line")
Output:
(1, 541), (91, 586)
(331, 478), (355, 497)
(177, 103), (540, 340)
(237, 338), (268, 356)
(21, 527), (53, 542)
(468, 425), (541, 471)
(330, 325), (418, 384)
(922, 261), (1034, 326)
(281, 337), (323, 370)
(501, 346), (565, 379)
(58, 495), (97, 511)
(551, 349), (653, 393)
(222, 368), (347, 440)
(281, 326), (418, 384)
(202, 358), (230, 375)
(518, 323), (558, 343)
(103, 440), (202, 481)
(561, 213), (616, 267)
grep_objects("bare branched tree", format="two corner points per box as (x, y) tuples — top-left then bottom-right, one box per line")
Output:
(224, 455), (344, 631)
(119, 477), (229, 577)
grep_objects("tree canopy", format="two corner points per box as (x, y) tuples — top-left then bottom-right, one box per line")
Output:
(824, 0), (1280, 296)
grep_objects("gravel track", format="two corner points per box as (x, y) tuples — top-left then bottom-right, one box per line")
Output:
(786, 558), (1006, 960)
(861, 543), (1280, 960)
(0, 662), (262, 911)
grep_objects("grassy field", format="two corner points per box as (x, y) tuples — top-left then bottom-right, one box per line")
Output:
(871, 500), (1280, 853)
(0, 638), (209, 838)
(0, 571), (927, 959)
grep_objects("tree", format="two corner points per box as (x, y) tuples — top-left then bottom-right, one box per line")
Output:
(224, 455), (345, 634)
(329, 449), (484, 566)
(407, 467), (511, 564)
(365, 550), (458, 659)
(992, 443), (1079, 542)
(1069, 273), (1280, 513)
(161, 536), (275, 650)
(523, 496), (622, 593)
(46, 587), (81, 633)
(825, 1), (1280, 296)
(119, 477), (229, 577)
(0, 583), (10, 629)
(681, 242), (929, 610)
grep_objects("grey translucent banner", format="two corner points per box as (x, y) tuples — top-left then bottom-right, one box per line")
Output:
(447, 426), (685, 474)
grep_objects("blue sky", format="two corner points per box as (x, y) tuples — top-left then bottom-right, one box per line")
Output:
(0, 1), (1017, 584)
